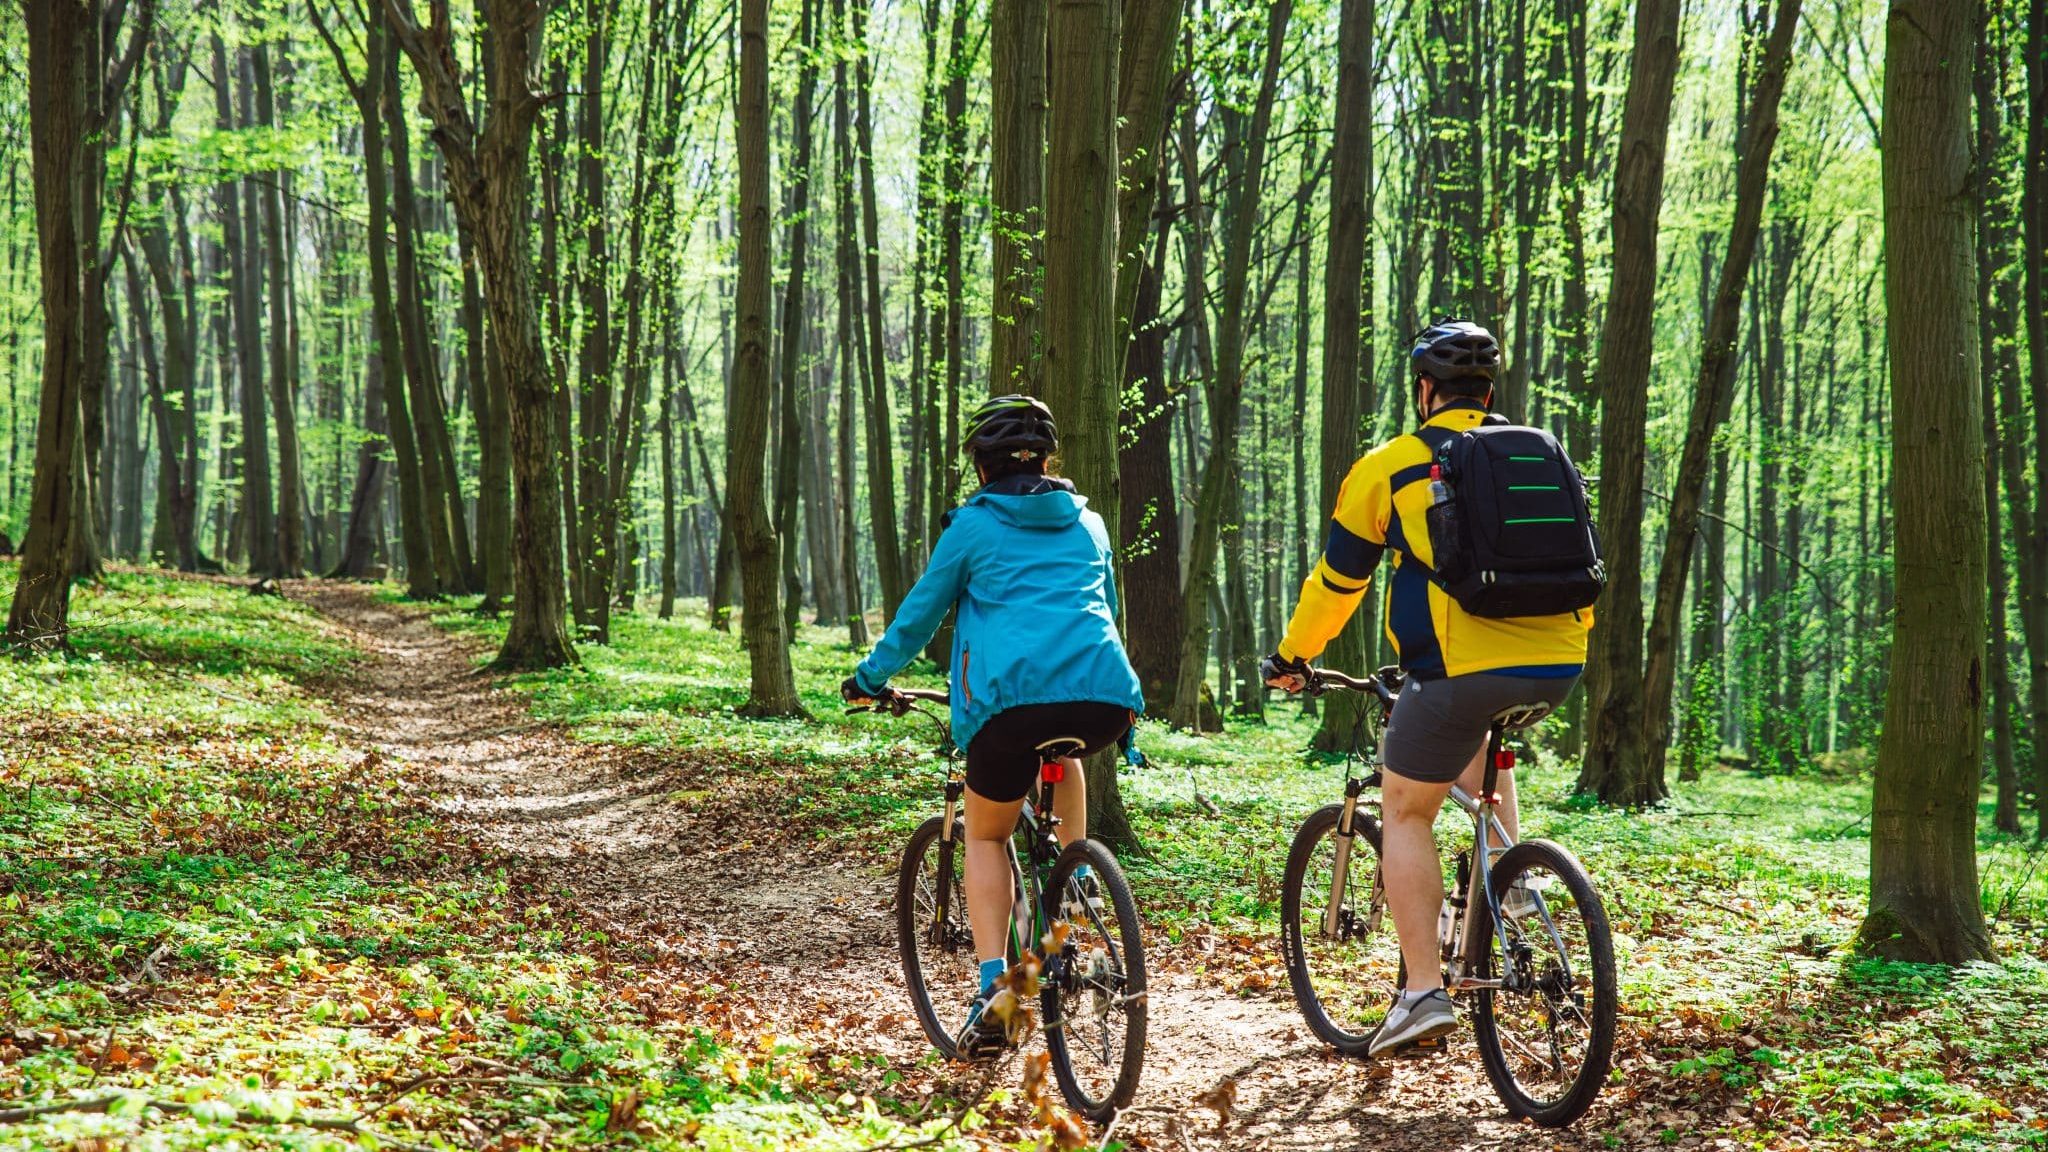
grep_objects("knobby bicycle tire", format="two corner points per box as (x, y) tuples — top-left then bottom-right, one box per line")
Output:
(1281, 803), (1402, 1054)
(1467, 838), (1617, 1127)
(895, 815), (973, 1059)
(1040, 839), (1147, 1123)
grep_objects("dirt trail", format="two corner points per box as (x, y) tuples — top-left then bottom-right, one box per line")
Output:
(300, 584), (1618, 1151)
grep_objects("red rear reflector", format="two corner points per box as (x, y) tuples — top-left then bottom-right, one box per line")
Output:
(1494, 748), (1516, 770)
(1041, 761), (1067, 783)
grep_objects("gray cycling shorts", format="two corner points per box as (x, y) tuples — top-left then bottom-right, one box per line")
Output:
(1381, 672), (1580, 784)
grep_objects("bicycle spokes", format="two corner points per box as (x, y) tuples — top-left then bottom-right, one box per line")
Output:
(1481, 858), (1602, 1105)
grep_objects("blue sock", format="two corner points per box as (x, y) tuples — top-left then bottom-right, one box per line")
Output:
(1073, 864), (1094, 883)
(978, 958), (1007, 996)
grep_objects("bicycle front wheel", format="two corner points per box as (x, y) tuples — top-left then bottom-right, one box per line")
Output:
(1467, 838), (1617, 1127)
(1041, 840), (1147, 1123)
(1280, 803), (1403, 1053)
(896, 815), (976, 1059)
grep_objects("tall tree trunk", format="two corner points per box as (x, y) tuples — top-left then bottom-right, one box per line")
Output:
(728, 0), (804, 713)
(851, 0), (904, 624)
(385, 0), (576, 669)
(386, 42), (469, 596)
(218, 38), (277, 576)
(6, 0), (91, 647)
(1166, 0), (1293, 729)
(2022, 0), (2048, 839)
(253, 41), (305, 575)
(1558, 0), (1595, 460)
(776, 0), (818, 631)
(131, 220), (200, 572)
(1640, 0), (1800, 786)
(574, 0), (614, 641)
(1976, 0), (2022, 835)
(990, 0), (1046, 395)
(1043, 0), (1133, 847)
(314, 12), (426, 589)
(1575, 0), (1682, 806)
(1112, 0), (1188, 338)
(1309, 0), (1376, 751)
(1119, 209), (1181, 712)
(1856, 0), (1993, 965)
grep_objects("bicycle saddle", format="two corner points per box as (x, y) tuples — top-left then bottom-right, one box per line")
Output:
(1035, 736), (1089, 760)
(1491, 702), (1554, 732)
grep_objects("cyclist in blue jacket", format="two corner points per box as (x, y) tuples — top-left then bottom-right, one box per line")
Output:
(843, 395), (1143, 1056)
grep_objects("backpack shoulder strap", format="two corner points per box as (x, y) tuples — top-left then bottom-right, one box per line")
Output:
(1411, 425), (1459, 454)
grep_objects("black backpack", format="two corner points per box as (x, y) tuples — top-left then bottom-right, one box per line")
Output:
(1416, 418), (1605, 619)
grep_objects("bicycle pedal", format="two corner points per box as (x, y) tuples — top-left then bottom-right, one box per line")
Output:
(1398, 1035), (1450, 1058)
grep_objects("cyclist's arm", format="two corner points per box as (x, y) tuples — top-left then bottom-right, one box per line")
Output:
(853, 516), (973, 693)
(1277, 456), (1390, 663)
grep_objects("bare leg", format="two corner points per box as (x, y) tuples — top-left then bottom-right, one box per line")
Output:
(1455, 742), (1519, 843)
(963, 789), (1025, 963)
(1051, 756), (1087, 848)
(1380, 770), (1455, 992)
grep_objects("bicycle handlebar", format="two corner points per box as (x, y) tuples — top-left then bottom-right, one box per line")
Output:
(844, 686), (951, 716)
(1306, 665), (1404, 706)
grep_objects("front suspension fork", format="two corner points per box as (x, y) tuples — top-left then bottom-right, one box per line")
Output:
(1322, 776), (1369, 938)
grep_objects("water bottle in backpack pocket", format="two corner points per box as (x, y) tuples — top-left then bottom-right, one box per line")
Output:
(1421, 422), (1605, 618)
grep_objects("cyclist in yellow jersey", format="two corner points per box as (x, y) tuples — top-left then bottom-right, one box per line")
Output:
(1263, 321), (1591, 1057)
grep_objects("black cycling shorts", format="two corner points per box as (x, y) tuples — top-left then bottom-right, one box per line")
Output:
(965, 702), (1132, 803)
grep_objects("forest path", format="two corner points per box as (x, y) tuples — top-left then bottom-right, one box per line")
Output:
(299, 583), (1616, 1151)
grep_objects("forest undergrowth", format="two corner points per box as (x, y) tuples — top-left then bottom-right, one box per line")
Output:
(5, 565), (2048, 1150)
(0, 563), (985, 1152)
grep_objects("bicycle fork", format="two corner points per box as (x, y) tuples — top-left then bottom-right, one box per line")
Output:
(934, 779), (964, 947)
(1323, 776), (1374, 939)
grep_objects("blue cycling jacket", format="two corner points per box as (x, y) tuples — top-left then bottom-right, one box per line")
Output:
(853, 476), (1144, 752)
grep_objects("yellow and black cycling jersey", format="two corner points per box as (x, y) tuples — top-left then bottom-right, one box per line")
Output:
(1277, 401), (1592, 680)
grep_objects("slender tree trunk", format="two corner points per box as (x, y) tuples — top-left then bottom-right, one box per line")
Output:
(132, 221), (200, 572)
(386, 44), (469, 596)
(1575, 0), (1682, 805)
(1558, 0), (1594, 461)
(2022, 0), (2048, 839)
(1977, 1), (2022, 835)
(1166, 0), (1292, 729)
(1310, 0), (1377, 751)
(1856, 0), (1993, 965)
(385, 0), (576, 668)
(776, 0), (818, 631)
(1641, 0), (1800, 784)
(573, 0), (614, 640)
(728, 0), (804, 713)
(253, 42), (305, 575)
(1119, 207), (1181, 712)
(1112, 0), (1187, 340)
(214, 37), (277, 576)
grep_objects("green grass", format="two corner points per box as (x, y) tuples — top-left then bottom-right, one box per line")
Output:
(0, 565), (983, 1151)
(419, 590), (2048, 1151)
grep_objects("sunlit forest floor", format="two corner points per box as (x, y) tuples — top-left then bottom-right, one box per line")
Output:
(4, 565), (2046, 1150)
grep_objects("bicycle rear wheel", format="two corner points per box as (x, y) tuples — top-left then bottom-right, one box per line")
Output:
(1041, 840), (1146, 1123)
(896, 815), (976, 1059)
(1280, 803), (1403, 1053)
(1467, 838), (1616, 1127)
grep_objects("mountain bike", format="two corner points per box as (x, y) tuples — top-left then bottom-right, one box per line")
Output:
(1278, 666), (1616, 1127)
(850, 687), (1147, 1123)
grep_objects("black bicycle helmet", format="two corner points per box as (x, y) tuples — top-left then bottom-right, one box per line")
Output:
(1411, 320), (1501, 382)
(963, 394), (1059, 460)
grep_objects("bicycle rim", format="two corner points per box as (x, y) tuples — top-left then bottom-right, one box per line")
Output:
(1469, 838), (1617, 1127)
(1041, 840), (1146, 1123)
(1281, 804), (1401, 1054)
(895, 816), (975, 1059)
